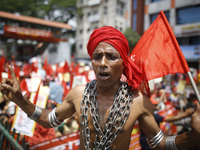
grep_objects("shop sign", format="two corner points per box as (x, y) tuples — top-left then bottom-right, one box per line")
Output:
(4, 25), (52, 38)
(180, 45), (200, 59)
(181, 25), (200, 34)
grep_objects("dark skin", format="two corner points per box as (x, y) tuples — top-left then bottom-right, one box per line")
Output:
(1, 42), (200, 150)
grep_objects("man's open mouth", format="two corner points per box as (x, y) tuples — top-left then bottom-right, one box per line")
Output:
(99, 72), (110, 79)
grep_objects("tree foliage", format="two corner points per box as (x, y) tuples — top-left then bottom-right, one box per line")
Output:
(123, 28), (141, 54)
(0, 0), (79, 23)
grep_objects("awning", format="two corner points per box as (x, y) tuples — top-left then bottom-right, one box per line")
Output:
(0, 11), (72, 30)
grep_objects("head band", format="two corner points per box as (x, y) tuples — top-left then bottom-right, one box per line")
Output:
(87, 26), (142, 89)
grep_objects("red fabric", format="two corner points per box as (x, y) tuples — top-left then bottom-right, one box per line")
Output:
(129, 11), (190, 96)
(43, 58), (54, 76)
(62, 61), (70, 73)
(33, 81), (41, 105)
(62, 77), (69, 99)
(23, 63), (32, 77)
(0, 55), (6, 82)
(87, 26), (142, 89)
(28, 123), (56, 146)
(20, 78), (30, 96)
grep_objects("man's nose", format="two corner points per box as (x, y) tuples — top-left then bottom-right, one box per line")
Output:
(100, 56), (107, 67)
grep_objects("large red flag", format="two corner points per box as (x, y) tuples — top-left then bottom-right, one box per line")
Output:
(129, 11), (190, 96)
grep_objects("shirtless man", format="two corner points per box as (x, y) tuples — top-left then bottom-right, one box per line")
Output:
(1, 26), (200, 150)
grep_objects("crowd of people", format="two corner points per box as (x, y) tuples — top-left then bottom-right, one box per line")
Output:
(0, 26), (200, 150)
(0, 57), (200, 149)
(0, 58), (93, 146)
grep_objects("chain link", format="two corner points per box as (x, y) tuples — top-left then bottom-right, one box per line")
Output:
(80, 80), (133, 150)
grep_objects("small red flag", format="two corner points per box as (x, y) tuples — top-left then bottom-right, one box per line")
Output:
(62, 61), (70, 73)
(20, 78), (30, 96)
(129, 11), (190, 96)
(0, 54), (6, 82)
(33, 81), (41, 105)
(43, 58), (54, 76)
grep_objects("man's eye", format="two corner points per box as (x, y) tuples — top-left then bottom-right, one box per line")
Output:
(93, 55), (101, 60)
(108, 55), (118, 60)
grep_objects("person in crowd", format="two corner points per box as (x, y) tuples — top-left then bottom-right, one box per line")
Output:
(169, 87), (180, 107)
(1, 26), (200, 150)
(140, 95), (195, 150)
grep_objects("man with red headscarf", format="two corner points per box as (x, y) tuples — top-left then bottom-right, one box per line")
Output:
(1, 26), (200, 150)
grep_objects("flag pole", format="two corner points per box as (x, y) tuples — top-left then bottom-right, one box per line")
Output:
(187, 71), (200, 103)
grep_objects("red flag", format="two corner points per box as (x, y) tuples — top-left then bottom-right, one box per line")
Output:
(20, 78), (30, 96)
(0, 53), (6, 81)
(43, 58), (54, 76)
(129, 11), (190, 96)
(62, 61), (70, 73)
(62, 77), (69, 99)
(33, 81), (41, 105)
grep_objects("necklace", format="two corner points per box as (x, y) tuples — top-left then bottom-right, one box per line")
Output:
(80, 80), (133, 150)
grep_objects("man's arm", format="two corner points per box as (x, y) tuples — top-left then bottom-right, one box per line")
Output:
(164, 107), (194, 122)
(138, 92), (200, 150)
(0, 65), (76, 128)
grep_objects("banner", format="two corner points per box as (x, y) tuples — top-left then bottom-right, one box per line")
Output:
(49, 81), (63, 104)
(30, 132), (80, 150)
(129, 121), (141, 150)
(4, 25), (52, 38)
(11, 85), (49, 136)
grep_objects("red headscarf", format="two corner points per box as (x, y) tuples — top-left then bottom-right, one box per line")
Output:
(87, 26), (142, 89)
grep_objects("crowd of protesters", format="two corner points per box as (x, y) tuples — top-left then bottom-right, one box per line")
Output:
(0, 54), (200, 149)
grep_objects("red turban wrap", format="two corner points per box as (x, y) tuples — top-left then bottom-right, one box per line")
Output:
(87, 26), (142, 89)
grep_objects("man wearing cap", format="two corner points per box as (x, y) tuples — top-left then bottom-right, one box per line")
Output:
(1, 26), (200, 150)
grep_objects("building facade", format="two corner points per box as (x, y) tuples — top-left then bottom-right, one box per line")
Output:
(143, 0), (200, 68)
(75, 0), (132, 61)
(131, 0), (145, 36)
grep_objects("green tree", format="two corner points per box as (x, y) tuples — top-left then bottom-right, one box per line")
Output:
(0, 0), (79, 23)
(123, 28), (141, 54)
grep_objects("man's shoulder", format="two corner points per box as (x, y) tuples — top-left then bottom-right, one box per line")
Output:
(132, 89), (150, 104)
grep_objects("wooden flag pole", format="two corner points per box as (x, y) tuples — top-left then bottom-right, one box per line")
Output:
(187, 71), (200, 103)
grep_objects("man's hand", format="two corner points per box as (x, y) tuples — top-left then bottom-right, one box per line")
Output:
(191, 102), (200, 144)
(0, 65), (23, 103)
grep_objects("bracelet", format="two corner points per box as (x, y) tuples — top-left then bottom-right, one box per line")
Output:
(28, 106), (42, 121)
(147, 129), (164, 148)
(48, 107), (62, 127)
(166, 135), (178, 150)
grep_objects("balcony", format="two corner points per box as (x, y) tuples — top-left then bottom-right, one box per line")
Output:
(88, 0), (101, 6)
(88, 14), (100, 23)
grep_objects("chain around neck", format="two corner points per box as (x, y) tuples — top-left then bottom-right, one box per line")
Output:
(80, 80), (133, 150)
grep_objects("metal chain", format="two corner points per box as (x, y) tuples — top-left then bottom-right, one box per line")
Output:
(80, 80), (133, 150)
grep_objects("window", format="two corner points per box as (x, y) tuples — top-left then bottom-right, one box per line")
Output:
(87, 28), (90, 32)
(177, 36), (200, 45)
(133, 0), (137, 10)
(116, 1), (125, 16)
(104, 6), (107, 14)
(132, 13), (137, 31)
(79, 44), (82, 49)
(79, 15), (83, 20)
(151, 0), (164, 2)
(177, 5), (200, 24)
(49, 45), (57, 53)
(80, 29), (83, 34)
(150, 11), (169, 24)
(93, 10), (98, 14)
(87, 12), (90, 16)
